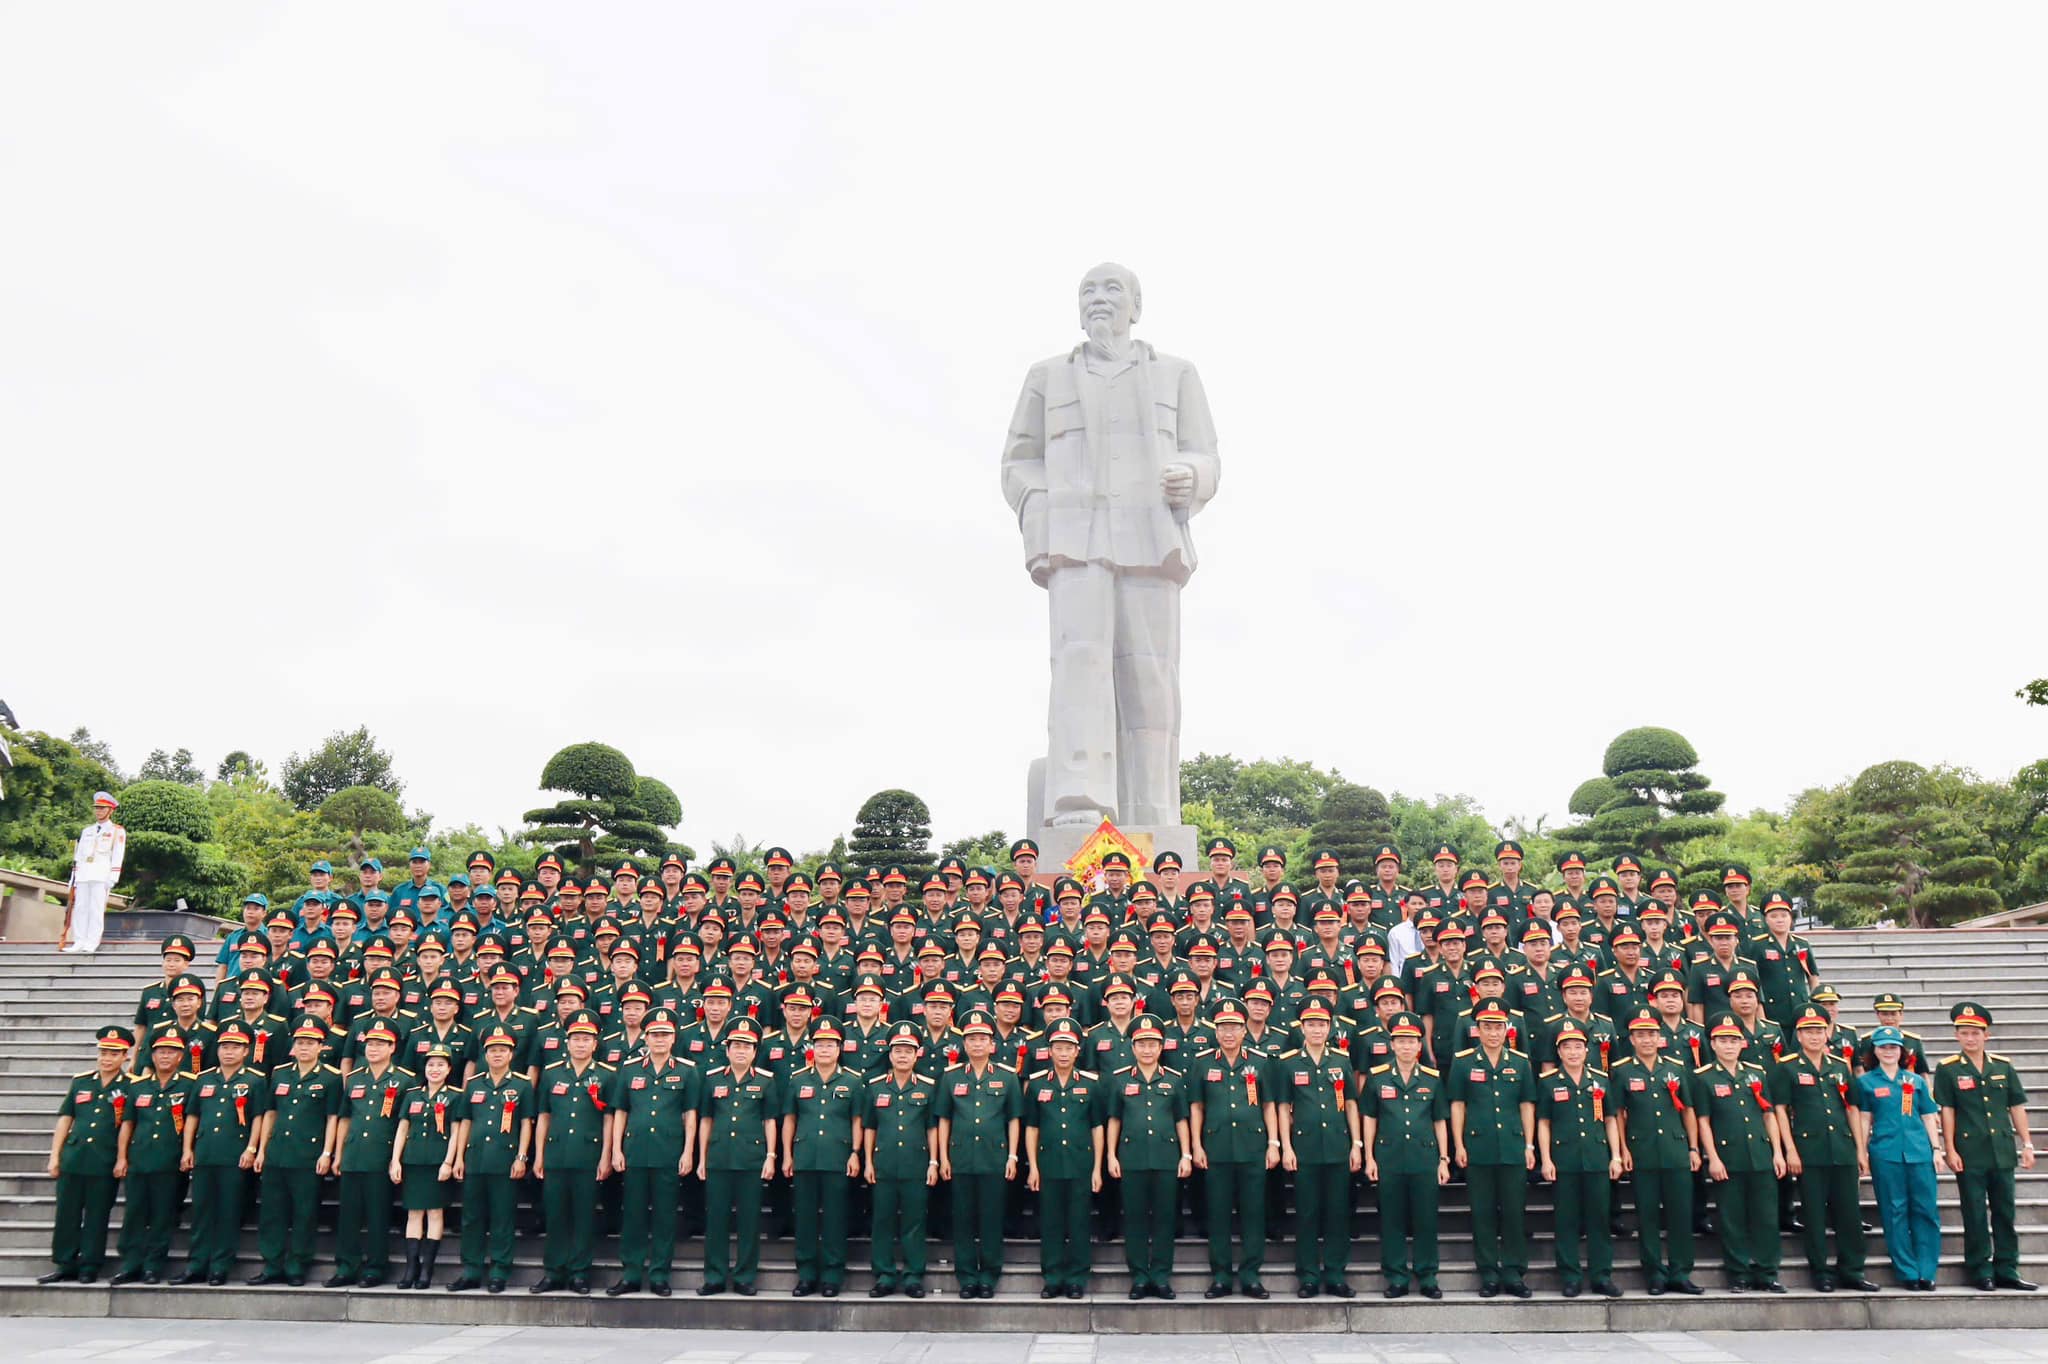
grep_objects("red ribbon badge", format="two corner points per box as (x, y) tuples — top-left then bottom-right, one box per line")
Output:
(1902, 1080), (1914, 1117)
(1598, 1037), (1610, 1067)
(382, 1083), (399, 1118)
(587, 1081), (606, 1112)
(1332, 1072), (1347, 1107)
(1016, 1041), (1029, 1072)
(1837, 1080), (1851, 1111)
(1749, 1078), (1768, 1111)
(111, 1093), (127, 1125)
(1841, 1042), (1854, 1067)
(254, 1029), (269, 1056)
(235, 1091), (248, 1126)
(189, 1041), (204, 1071)
(171, 1096), (186, 1135)
(1590, 1084), (1605, 1122)
(1666, 1077), (1685, 1113)
(1245, 1068), (1259, 1104)
(434, 1093), (449, 1136)
(501, 1093), (518, 1134)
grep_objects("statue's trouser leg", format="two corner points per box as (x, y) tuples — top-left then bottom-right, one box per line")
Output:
(1046, 563), (1119, 819)
(1113, 571), (1181, 825)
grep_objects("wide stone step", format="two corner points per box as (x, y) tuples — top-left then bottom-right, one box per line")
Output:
(15, 1278), (2048, 1333)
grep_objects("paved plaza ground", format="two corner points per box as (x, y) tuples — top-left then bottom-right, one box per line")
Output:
(12, 1322), (2048, 1364)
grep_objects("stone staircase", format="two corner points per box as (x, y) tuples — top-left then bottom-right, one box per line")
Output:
(4, 933), (2048, 1332)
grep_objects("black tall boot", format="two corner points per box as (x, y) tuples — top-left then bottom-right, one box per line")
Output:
(396, 1238), (421, 1290)
(415, 1238), (441, 1290)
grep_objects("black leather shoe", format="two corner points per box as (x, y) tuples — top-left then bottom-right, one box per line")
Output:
(792, 1281), (815, 1297)
(107, 1270), (143, 1286)
(1383, 1283), (1408, 1299)
(1815, 1278), (1835, 1293)
(1157, 1286), (1176, 1300)
(1760, 1280), (1786, 1294)
(1729, 1279), (1749, 1294)
(1043, 1286), (1062, 1299)
(1129, 1287), (1146, 1300)
(170, 1271), (206, 1286)
(248, 1272), (283, 1286)
(77, 1272), (98, 1285)
(447, 1276), (480, 1293)
(1325, 1282), (1354, 1299)
(1914, 1279), (1935, 1292)
(1478, 1282), (1499, 1298)
(1297, 1284), (1319, 1298)
(1419, 1284), (1442, 1299)
(869, 1283), (894, 1298)
(1242, 1282), (1268, 1300)
(1504, 1281), (1531, 1299)
(1669, 1279), (1704, 1296)
(486, 1279), (505, 1294)
(1975, 1278), (1997, 1291)
(606, 1280), (639, 1296)
(36, 1269), (77, 1285)
(698, 1282), (726, 1296)
(286, 1276), (305, 1287)
(903, 1283), (924, 1298)
(207, 1275), (225, 1287)
(1593, 1281), (1622, 1299)
(1648, 1281), (1667, 1295)
(1842, 1276), (1879, 1293)
(359, 1275), (383, 1288)
(734, 1283), (755, 1296)
(142, 1272), (161, 1285)
(569, 1277), (590, 1295)
(1562, 1282), (1581, 1298)
(1064, 1285), (1083, 1299)
(818, 1284), (835, 1298)
(959, 1286), (976, 1299)
(324, 1273), (355, 1289)
(529, 1276), (562, 1294)
(1998, 1276), (2040, 1291)
(1204, 1283), (1230, 1299)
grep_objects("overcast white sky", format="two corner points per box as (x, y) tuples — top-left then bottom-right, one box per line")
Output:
(5, 4), (2044, 856)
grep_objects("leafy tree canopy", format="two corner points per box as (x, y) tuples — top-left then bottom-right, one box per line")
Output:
(280, 725), (403, 811)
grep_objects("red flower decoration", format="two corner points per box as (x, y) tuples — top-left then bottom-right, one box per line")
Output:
(587, 1081), (606, 1113)
(1666, 1077), (1685, 1113)
(1749, 1078), (1767, 1111)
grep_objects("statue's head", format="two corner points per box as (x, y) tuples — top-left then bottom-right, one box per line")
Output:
(1078, 262), (1140, 346)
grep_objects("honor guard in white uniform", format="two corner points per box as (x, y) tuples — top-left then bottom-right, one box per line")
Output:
(66, 791), (125, 953)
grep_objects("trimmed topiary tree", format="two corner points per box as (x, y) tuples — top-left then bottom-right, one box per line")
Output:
(521, 742), (690, 872)
(118, 779), (248, 914)
(1556, 727), (1729, 875)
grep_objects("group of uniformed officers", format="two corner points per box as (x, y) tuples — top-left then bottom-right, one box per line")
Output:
(40, 836), (2040, 1301)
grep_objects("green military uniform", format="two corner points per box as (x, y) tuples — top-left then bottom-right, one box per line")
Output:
(611, 1038), (700, 1291)
(863, 1041), (939, 1293)
(1275, 1033), (1355, 1295)
(116, 1060), (196, 1279)
(335, 1059), (412, 1283)
(1691, 1053), (1781, 1288)
(1450, 1036), (1536, 1293)
(49, 1032), (130, 1282)
(1748, 932), (1816, 1024)
(184, 1059), (268, 1279)
(536, 1048), (614, 1286)
(256, 1052), (340, 1282)
(1107, 1049), (1189, 1296)
(698, 1041), (782, 1292)
(1611, 1042), (1698, 1291)
(1189, 1038), (1274, 1293)
(1023, 1029), (1103, 1296)
(1935, 1004), (2033, 1286)
(1539, 1059), (1618, 1292)
(937, 1042), (1023, 1294)
(454, 1054), (534, 1288)
(1360, 1025), (1447, 1294)
(784, 1051), (860, 1293)
(1768, 1035), (1866, 1286)
(397, 1078), (466, 1205)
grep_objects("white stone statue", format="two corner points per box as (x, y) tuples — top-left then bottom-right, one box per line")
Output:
(1002, 262), (1220, 830)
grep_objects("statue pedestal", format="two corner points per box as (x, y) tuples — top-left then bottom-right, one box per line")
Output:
(1032, 821), (1200, 877)
(1026, 761), (1197, 873)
